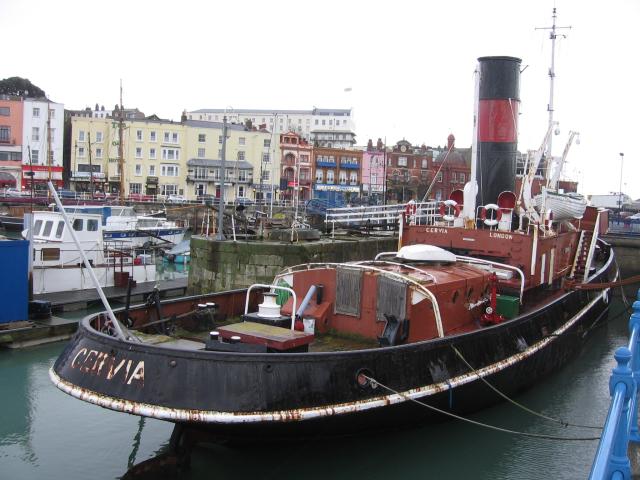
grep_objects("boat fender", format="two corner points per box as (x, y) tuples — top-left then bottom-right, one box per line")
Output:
(481, 203), (501, 227)
(439, 200), (461, 222)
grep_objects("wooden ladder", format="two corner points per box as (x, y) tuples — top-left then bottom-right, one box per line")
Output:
(570, 230), (592, 280)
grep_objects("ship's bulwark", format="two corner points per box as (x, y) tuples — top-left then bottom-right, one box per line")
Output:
(476, 56), (521, 206)
(51, 276), (611, 440)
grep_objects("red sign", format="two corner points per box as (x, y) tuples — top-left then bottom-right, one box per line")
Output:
(288, 181), (298, 187)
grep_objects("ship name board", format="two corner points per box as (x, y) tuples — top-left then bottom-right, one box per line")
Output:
(70, 347), (144, 387)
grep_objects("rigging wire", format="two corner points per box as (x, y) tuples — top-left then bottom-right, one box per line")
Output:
(421, 141), (454, 203)
(450, 345), (602, 430)
(364, 376), (601, 442)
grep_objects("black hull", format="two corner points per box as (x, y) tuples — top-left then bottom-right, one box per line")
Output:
(51, 250), (616, 440)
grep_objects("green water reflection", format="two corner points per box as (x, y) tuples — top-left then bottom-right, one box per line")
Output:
(0, 297), (632, 479)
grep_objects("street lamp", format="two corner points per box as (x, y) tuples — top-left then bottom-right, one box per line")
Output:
(618, 152), (624, 214)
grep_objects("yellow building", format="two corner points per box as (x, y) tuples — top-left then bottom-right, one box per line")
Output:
(183, 120), (273, 202)
(70, 116), (274, 202)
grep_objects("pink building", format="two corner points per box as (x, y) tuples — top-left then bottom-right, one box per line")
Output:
(0, 97), (24, 188)
(362, 138), (386, 204)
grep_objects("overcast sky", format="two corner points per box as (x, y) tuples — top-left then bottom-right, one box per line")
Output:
(2, 0), (638, 198)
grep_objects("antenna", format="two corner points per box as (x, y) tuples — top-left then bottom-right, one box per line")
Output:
(535, 7), (571, 159)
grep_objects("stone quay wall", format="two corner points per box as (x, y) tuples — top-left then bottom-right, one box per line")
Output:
(188, 236), (398, 294)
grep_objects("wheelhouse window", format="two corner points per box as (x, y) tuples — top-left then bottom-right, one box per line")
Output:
(55, 221), (64, 239)
(42, 220), (54, 237)
(73, 219), (84, 231)
(33, 219), (43, 236)
(87, 219), (98, 231)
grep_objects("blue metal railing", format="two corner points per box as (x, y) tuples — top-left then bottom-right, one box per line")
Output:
(590, 290), (640, 480)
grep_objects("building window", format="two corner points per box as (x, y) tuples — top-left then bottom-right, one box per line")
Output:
(239, 137), (246, 145)
(95, 131), (103, 143)
(262, 153), (270, 163)
(451, 172), (457, 183)
(78, 130), (85, 142)
(0, 107), (9, 116)
(263, 139), (270, 147)
(422, 159), (428, 169)
(0, 126), (9, 142)
(398, 156), (407, 167)
(198, 148), (205, 158)
(238, 185), (245, 197)
(150, 131), (157, 142)
(350, 172), (358, 185)
(135, 164), (142, 176)
(162, 148), (179, 160)
(96, 148), (103, 158)
(32, 149), (39, 163)
(130, 183), (142, 194)
(198, 133), (206, 142)
(161, 184), (177, 196)
(32, 127), (40, 141)
(78, 146), (86, 157)
(33, 108), (40, 118)
(238, 170), (247, 182)
(161, 164), (179, 177)
(135, 147), (142, 158)
(436, 172), (443, 182)
(261, 170), (270, 181)
(316, 170), (323, 183)
(460, 173), (465, 183)
(238, 151), (245, 161)
(148, 165), (156, 176)
(149, 148), (156, 159)
(339, 171), (347, 185)
(136, 130), (143, 141)
(164, 132), (170, 142)
(172, 132), (178, 143)
(327, 171), (334, 184)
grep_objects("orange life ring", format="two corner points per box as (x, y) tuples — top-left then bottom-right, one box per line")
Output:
(439, 200), (461, 222)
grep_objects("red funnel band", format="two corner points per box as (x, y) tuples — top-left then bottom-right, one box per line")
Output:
(478, 99), (519, 143)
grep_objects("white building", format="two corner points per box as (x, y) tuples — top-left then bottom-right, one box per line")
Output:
(186, 108), (356, 149)
(22, 99), (64, 168)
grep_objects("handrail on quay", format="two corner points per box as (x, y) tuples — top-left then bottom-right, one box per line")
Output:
(590, 289), (640, 480)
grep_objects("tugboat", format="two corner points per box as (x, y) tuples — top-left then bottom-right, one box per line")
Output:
(50, 55), (617, 442)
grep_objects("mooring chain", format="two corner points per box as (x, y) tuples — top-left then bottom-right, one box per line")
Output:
(449, 345), (602, 430)
(363, 375), (601, 442)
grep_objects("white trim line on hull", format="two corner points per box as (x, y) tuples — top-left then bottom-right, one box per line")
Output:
(49, 289), (608, 424)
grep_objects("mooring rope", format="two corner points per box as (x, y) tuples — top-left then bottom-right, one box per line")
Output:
(364, 376), (601, 441)
(450, 345), (602, 430)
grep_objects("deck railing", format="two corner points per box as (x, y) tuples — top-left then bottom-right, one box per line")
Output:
(590, 290), (640, 479)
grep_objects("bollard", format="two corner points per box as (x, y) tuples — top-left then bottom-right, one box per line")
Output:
(607, 347), (634, 480)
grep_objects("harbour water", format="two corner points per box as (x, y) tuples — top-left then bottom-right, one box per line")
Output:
(0, 295), (633, 480)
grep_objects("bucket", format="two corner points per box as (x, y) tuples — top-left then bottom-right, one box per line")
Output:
(303, 318), (315, 334)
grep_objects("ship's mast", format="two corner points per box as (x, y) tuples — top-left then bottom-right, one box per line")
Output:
(536, 7), (571, 159)
(47, 102), (52, 184)
(118, 80), (125, 203)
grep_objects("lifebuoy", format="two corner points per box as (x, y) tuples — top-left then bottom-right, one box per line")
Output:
(480, 203), (502, 226)
(405, 202), (417, 216)
(439, 200), (461, 222)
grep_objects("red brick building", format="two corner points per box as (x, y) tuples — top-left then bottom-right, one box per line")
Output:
(311, 146), (363, 205)
(431, 134), (471, 201)
(385, 140), (432, 203)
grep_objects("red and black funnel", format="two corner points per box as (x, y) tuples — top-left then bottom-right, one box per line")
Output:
(476, 56), (521, 206)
